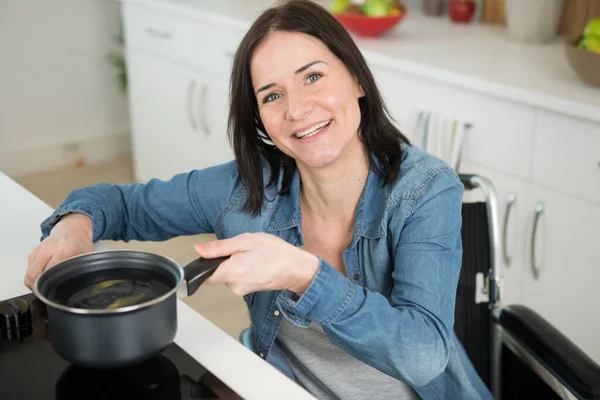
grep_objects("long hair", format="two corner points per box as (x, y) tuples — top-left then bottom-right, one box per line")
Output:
(228, 0), (410, 215)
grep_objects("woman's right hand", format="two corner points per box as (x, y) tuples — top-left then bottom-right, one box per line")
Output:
(24, 213), (95, 291)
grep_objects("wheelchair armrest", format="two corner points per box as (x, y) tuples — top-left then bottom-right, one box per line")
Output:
(499, 305), (600, 399)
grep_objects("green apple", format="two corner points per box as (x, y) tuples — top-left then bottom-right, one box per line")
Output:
(580, 35), (600, 52)
(330, 0), (351, 13)
(583, 17), (600, 38)
(362, 0), (392, 17)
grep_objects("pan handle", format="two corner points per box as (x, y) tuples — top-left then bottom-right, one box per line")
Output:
(181, 256), (229, 297)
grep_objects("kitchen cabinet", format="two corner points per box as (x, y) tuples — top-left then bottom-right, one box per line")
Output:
(532, 110), (600, 206)
(522, 185), (600, 363)
(127, 51), (233, 183)
(127, 9), (233, 181)
(370, 65), (535, 180)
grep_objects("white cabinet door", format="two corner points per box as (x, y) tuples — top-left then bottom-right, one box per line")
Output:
(532, 110), (600, 205)
(127, 50), (198, 182)
(460, 161), (530, 308)
(182, 74), (234, 171)
(522, 185), (600, 364)
(126, 51), (234, 182)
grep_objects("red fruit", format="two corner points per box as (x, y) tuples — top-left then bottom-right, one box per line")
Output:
(448, 0), (476, 24)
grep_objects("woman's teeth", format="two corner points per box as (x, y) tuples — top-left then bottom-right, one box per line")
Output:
(295, 119), (332, 139)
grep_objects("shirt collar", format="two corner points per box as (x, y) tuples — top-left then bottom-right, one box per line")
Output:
(266, 161), (387, 239)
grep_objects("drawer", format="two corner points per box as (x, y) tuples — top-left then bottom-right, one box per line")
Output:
(123, 4), (195, 65)
(370, 64), (535, 180)
(532, 110), (600, 205)
(190, 21), (245, 78)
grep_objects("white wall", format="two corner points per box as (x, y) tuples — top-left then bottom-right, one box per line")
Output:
(0, 0), (131, 177)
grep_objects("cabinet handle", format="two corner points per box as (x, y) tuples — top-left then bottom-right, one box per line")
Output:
(199, 84), (210, 135)
(530, 202), (545, 280)
(186, 79), (198, 131)
(145, 26), (172, 39)
(502, 193), (516, 267)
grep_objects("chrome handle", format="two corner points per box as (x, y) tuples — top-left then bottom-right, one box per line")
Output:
(145, 26), (172, 39)
(186, 79), (198, 131)
(502, 193), (516, 267)
(199, 84), (210, 135)
(530, 202), (545, 280)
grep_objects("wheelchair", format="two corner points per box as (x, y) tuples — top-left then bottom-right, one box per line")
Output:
(240, 173), (600, 399)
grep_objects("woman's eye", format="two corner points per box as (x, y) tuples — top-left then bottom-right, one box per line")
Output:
(263, 93), (280, 103)
(306, 73), (322, 84)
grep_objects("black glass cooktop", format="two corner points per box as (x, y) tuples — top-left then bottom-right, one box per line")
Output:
(0, 293), (238, 400)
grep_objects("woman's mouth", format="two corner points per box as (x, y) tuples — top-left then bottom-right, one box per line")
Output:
(294, 119), (332, 139)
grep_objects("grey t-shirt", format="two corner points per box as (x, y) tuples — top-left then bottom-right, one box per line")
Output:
(277, 319), (422, 400)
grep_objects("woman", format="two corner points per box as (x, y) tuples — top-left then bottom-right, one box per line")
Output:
(24, 1), (492, 399)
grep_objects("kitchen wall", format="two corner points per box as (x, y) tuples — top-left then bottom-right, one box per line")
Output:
(0, 0), (130, 177)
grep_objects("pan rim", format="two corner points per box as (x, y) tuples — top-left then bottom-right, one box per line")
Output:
(32, 249), (185, 315)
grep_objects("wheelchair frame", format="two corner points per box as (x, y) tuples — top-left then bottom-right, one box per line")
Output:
(461, 173), (600, 400)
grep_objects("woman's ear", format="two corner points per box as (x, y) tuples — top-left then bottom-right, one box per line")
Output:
(354, 76), (365, 98)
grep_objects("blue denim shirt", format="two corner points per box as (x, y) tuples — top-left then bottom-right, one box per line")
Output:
(40, 144), (492, 400)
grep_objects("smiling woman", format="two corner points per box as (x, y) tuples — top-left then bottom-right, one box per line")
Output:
(25, 1), (492, 399)
(228, 0), (409, 216)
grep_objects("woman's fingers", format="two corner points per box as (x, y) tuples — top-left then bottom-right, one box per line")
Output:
(25, 246), (53, 289)
(195, 232), (256, 258)
(203, 255), (251, 295)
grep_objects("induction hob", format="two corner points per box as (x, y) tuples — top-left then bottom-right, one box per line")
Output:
(0, 293), (241, 399)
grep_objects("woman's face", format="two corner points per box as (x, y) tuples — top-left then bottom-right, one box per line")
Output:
(250, 31), (365, 169)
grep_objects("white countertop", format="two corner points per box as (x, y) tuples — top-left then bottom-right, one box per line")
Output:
(123, 0), (600, 124)
(0, 171), (315, 400)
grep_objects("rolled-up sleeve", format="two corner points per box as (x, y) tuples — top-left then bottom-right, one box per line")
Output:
(40, 161), (240, 242)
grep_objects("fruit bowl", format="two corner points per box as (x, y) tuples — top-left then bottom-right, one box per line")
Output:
(565, 35), (600, 88)
(331, 1), (406, 38)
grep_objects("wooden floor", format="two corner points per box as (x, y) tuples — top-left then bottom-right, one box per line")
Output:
(13, 155), (251, 339)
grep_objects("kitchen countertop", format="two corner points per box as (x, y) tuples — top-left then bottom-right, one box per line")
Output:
(0, 170), (315, 400)
(122, 0), (600, 124)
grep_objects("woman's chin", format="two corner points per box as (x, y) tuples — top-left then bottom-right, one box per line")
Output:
(297, 151), (340, 169)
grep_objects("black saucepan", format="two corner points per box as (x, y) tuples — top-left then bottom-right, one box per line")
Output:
(32, 250), (228, 369)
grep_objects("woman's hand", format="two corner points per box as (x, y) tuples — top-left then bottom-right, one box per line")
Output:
(194, 232), (319, 296)
(24, 213), (94, 290)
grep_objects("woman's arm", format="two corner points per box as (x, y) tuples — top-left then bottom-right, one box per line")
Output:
(40, 161), (240, 242)
(276, 168), (464, 388)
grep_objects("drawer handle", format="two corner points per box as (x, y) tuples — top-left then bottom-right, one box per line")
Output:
(530, 202), (544, 280)
(502, 192), (516, 267)
(186, 79), (198, 131)
(199, 84), (210, 135)
(145, 26), (172, 39)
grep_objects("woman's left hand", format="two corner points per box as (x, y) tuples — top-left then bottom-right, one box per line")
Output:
(194, 232), (319, 296)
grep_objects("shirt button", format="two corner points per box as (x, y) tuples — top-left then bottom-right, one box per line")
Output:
(353, 274), (360, 280)
(273, 310), (280, 317)
(259, 352), (265, 358)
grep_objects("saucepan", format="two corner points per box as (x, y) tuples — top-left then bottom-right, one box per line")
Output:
(32, 250), (229, 369)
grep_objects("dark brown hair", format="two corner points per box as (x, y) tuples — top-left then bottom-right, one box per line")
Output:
(228, 0), (410, 216)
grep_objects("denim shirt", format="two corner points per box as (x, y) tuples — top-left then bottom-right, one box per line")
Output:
(40, 144), (492, 400)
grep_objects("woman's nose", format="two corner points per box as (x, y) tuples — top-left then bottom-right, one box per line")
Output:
(286, 92), (313, 121)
